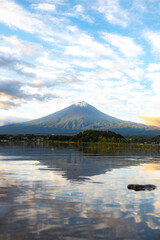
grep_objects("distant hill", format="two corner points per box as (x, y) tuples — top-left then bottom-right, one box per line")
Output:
(71, 130), (126, 142)
(150, 135), (160, 143)
(0, 101), (160, 136)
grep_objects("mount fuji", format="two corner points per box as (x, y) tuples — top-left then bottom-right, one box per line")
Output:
(0, 101), (159, 136)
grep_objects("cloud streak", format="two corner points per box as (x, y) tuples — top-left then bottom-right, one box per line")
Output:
(103, 33), (144, 58)
(0, 100), (18, 110)
(0, 52), (35, 78)
(2, 35), (33, 57)
(0, 0), (54, 36)
(31, 3), (56, 12)
(0, 79), (58, 109)
(140, 116), (160, 127)
(98, 0), (129, 27)
(144, 31), (160, 54)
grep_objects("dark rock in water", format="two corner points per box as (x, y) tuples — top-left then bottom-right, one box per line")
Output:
(127, 184), (156, 191)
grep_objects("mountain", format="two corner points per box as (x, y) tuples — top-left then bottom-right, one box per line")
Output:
(0, 101), (160, 136)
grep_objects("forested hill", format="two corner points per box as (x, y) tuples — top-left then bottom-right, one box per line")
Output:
(71, 130), (126, 142)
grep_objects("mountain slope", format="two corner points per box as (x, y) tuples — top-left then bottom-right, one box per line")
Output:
(0, 101), (160, 136)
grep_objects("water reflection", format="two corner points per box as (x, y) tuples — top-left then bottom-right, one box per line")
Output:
(0, 143), (160, 239)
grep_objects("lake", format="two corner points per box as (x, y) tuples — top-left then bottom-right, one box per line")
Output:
(0, 143), (160, 240)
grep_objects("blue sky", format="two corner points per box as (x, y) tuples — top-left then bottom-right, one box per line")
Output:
(0, 0), (160, 126)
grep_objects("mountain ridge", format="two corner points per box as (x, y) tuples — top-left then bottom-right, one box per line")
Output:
(0, 101), (160, 136)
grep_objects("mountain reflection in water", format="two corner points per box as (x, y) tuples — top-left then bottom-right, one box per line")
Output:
(0, 143), (160, 240)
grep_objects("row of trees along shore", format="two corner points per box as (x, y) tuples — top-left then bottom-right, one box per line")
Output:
(0, 130), (160, 144)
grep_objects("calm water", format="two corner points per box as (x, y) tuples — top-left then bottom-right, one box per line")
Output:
(0, 143), (160, 240)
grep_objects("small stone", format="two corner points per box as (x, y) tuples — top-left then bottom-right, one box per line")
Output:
(127, 184), (156, 191)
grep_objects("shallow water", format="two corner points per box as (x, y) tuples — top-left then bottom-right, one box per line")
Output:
(0, 143), (160, 240)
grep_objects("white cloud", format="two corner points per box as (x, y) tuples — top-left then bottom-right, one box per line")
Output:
(36, 52), (70, 69)
(30, 80), (44, 88)
(98, 0), (129, 27)
(0, 0), (52, 35)
(64, 4), (93, 23)
(2, 35), (33, 56)
(69, 59), (94, 69)
(145, 72), (160, 95)
(152, 79), (160, 94)
(97, 60), (119, 70)
(145, 31), (160, 53)
(65, 46), (95, 58)
(146, 63), (160, 72)
(65, 33), (115, 58)
(46, 0), (66, 5)
(0, 115), (30, 126)
(145, 72), (160, 81)
(74, 5), (83, 13)
(103, 33), (144, 58)
(125, 68), (144, 81)
(31, 3), (56, 12)
(67, 25), (79, 33)
(0, 46), (14, 55)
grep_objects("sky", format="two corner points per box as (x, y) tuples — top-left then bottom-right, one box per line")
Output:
(0, 0), (160, 126)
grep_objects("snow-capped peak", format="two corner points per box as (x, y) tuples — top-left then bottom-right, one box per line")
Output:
(74, 101), (88, 107)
